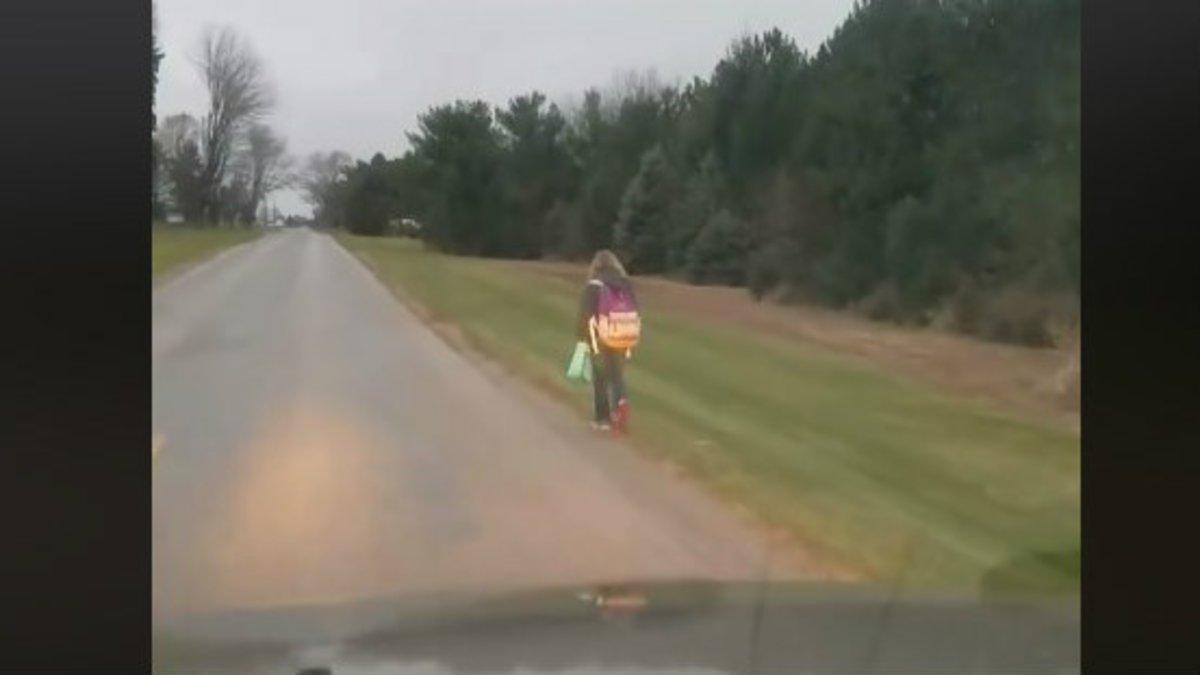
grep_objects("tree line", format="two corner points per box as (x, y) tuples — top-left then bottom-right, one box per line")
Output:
(153, 25), (292, 226)
(255, 0), (1082, 346)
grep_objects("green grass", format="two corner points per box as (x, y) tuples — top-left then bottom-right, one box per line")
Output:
(338, 235), (1080, 594)
(152, 224), (260, 279)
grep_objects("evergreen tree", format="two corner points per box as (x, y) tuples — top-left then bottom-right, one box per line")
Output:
(613, 145), (681, 274)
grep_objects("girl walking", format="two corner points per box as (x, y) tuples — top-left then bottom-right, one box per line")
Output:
(576, 250), (641, 432)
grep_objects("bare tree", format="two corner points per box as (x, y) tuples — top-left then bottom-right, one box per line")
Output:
(156, 113), (199, 158)
(235, 123), (292, 223)
(603, 68), (667, 114)
(299, 150), (352, 226)
(194, 26), (274, 223)
(156, 113), (205, 220)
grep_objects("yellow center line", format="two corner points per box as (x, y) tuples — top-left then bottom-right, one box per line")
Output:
(153, 434), (165, 462)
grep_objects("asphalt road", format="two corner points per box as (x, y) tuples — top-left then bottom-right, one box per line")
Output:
(152, 229), (815, 624)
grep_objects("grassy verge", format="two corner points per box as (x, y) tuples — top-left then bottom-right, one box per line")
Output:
(152, 224), (261, 279)
(338, 235), (1080, 594)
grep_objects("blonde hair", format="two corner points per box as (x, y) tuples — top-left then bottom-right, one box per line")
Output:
(588, 249), (628, 280)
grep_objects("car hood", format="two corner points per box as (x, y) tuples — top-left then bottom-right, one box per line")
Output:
(153, 579), (1079, 674)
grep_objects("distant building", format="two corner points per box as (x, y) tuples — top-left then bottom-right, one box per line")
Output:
(400, 218), (422, 237)
(385, 217), (422, 237)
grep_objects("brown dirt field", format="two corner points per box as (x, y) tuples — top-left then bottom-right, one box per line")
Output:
(500, 259), (1080, 433)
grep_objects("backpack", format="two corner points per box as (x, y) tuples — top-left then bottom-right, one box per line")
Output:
(591, 280), (641, 351)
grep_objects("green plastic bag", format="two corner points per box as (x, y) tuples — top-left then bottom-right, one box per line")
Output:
(566, 341), (592, 383)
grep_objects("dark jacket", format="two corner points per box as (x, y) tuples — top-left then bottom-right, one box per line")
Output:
(576, 270), (636, 344)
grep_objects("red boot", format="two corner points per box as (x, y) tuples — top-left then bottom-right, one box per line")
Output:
(612, 398), (630, 434)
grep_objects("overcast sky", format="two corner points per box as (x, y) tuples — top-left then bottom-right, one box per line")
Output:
(156, 0), (856, 216)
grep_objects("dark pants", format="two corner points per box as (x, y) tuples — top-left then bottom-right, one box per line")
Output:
(591, 349), (626, 423)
